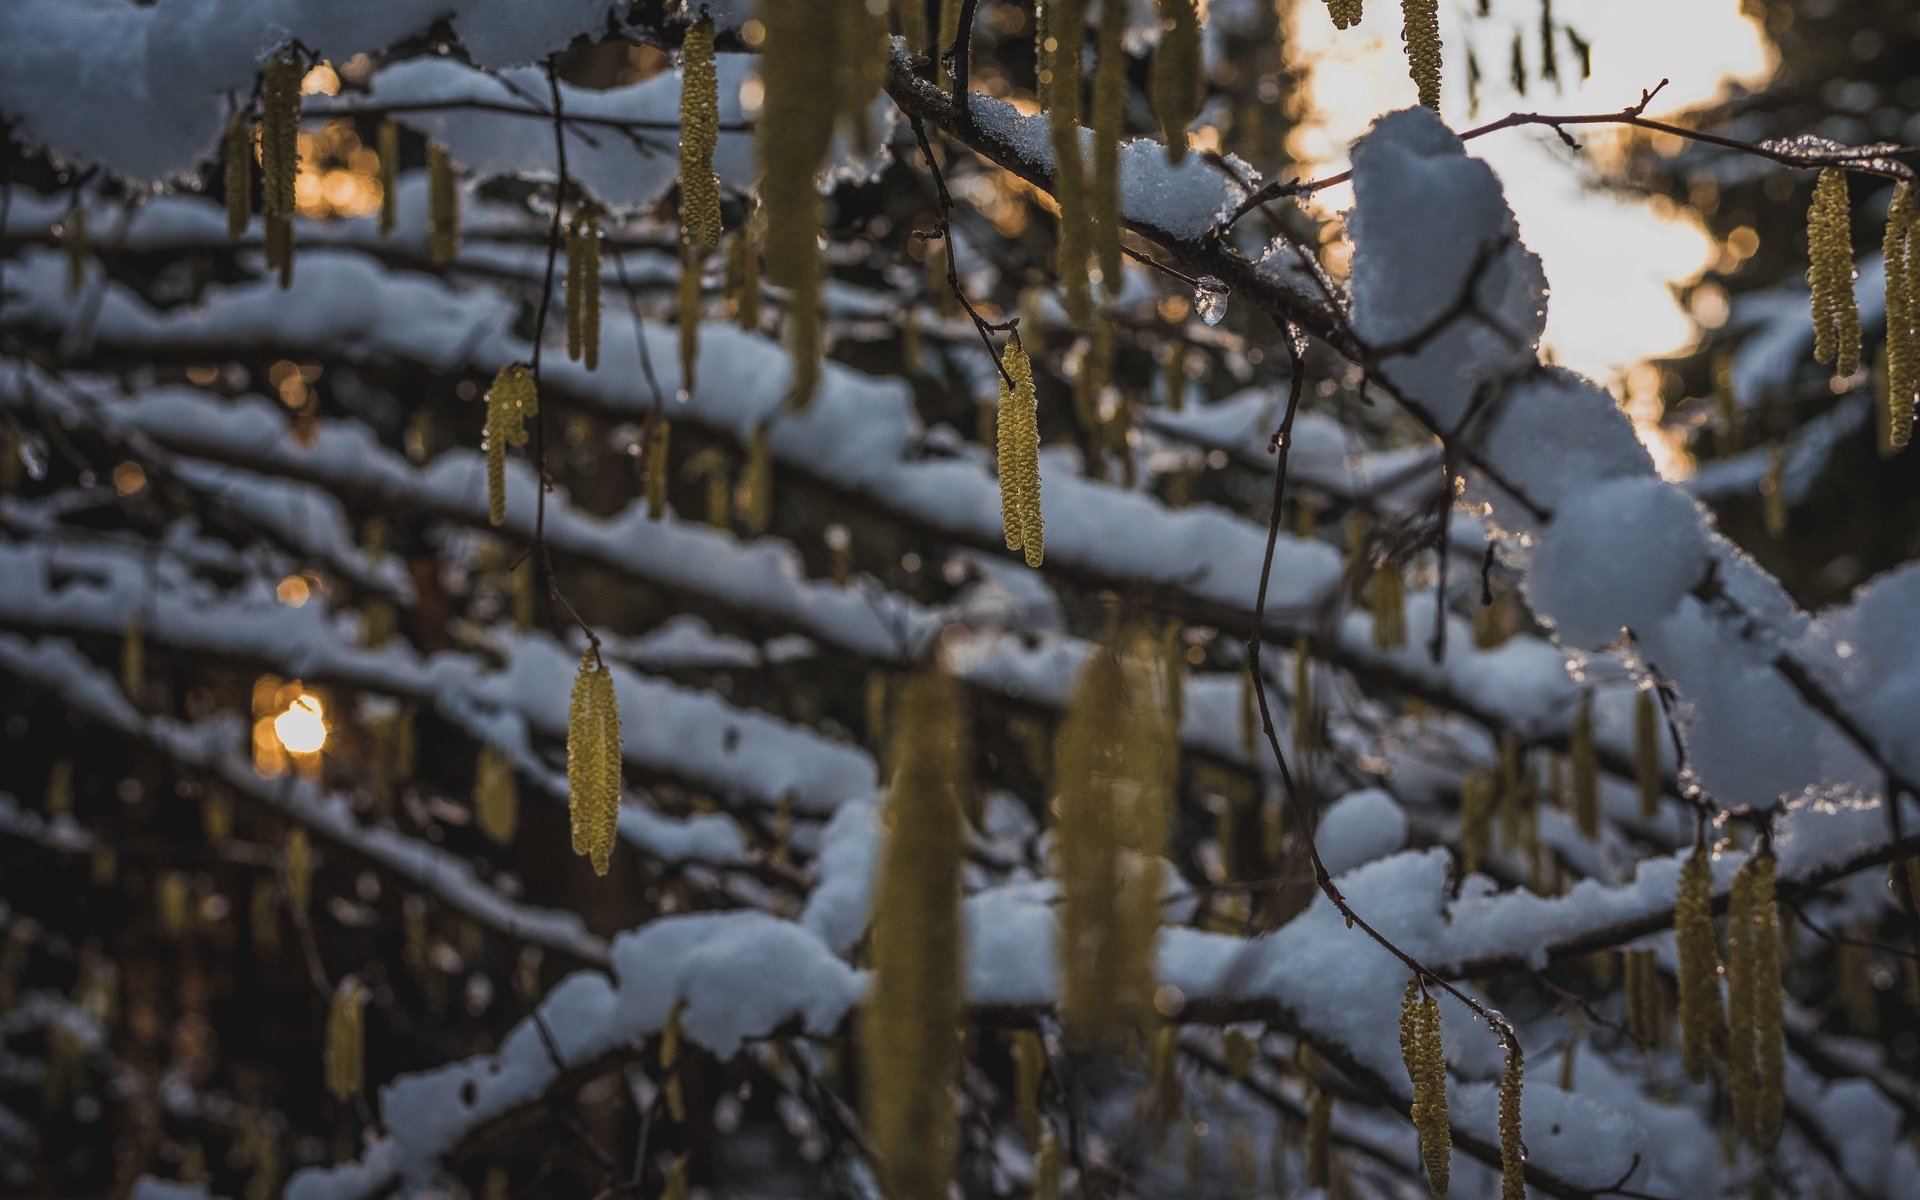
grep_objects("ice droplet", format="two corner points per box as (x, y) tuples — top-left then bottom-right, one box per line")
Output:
(1193, 276), (1229, 326)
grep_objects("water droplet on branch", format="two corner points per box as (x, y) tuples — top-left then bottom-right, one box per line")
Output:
(1193, 276), (1229, 326)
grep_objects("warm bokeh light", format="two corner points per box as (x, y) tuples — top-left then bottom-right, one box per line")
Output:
(274, 693), (328, 755)
(294, 120), (383, 219)
(1283, 0), (1775, 391)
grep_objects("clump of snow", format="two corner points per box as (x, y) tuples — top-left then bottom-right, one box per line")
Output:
(1314, 788), (1409, 876)
(1526, 478), (1713, 651)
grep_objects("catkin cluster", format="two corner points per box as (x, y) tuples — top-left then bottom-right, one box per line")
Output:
(566, 213), (602, 370)
(224, 116), (251, 239)
(324, 976), (365, 1101)
(1498, 1042), (1524, 1200)
(1806, 167), (1859, 377)
(1633, 687), (1660, 819)
(1054, 634), (1173, 1048)
(1370, 561), (1407, 650)
(286, 827), (313, 912)
(261, 49), (302, 286)
(567, 649), (622, 876)
(996, 334), (1045, 567)
(377, 121), (398, 238)
(1400, 0), (1443, 110)
(757, 0), (837, 406)
(1398, 980), (1451, 1195)
(863, 666), (966, 1200)
(1726, 850), (1783, 1147)
(428, 143), (460, 266)
(1324, 0), (1364, 29)
(1882, 181), (1918, 453)
(1675, 838), (1725, 1083)
(482, 364), (538, 527)
(1090, 0), (1126, 297)
(475, 746), (518, 845)
(1150, 0), (1203, 163)
(679, 16), (723, 251)
(1570, 694), (1599, 840)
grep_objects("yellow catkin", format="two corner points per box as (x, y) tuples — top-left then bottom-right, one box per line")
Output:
(1806, 168), (1859, 377)
(1307, 1088), (1332, 1188)
(1399, 980), (1450, 1195)
(863, 665), (966, 1200)
(1761, 442), (1788, 538)
(1150, 0), (1203, 163)
(1570, 694), (1599, 840)
(377, 120), (398, 238)
(1400, 0), (1443, 110)
(1293, 635), (1317, 751)
(286, 826), (313, 912)
(663, 1157), (687, 1200)
(647, 418), (671, 520)
(475, 746), (518, 845)
(661, 1000), (687, 1121)
(1676, 838), (1725, 1083)
(1459, 769), (1492, 876)
(1034, 1127), (1061, 1200)
(1090, 0), (1125, 296)
(482, 363), (537, 526)
(836, 0), (889, 148)
(251, 879), (280, 957)
(1634, 687), (1661, 819)
(427, 143), (459, 266)
(1727, 851), (1782, 1146)
(202, 788), (233, 842)
(566, 214), (602, 370)
(1011, 1029), (1045, 1144)
(159, 872), (192, 938)
(120, 619), (143, 700)
(725, 223), (762, 332)
(1498, 1042), (1524, 1200)
(225, 115), (253, 240)
(1882, 182), (1918, 454)
(324, 976), (365, 1101)
(678, 241), (703, 399)
(261, 49), (301, 288)
(45, 758), (73, 817)
(758, 0), (834, 406)
(1370, 561), (1407, 650)
(1055, 635), (1173, 1048)
(1047, 0), (1092, 326)
(895, 0), (929, 55)
(996, 334), (1045, 566)
(739, 423), (773, 535)
(567, 650), (622, 876)
(1324, 0), (1364, 29)
(679, 17), (723, 250)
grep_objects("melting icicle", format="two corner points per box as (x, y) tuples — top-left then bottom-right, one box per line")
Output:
(1193, 275), (1230, 326)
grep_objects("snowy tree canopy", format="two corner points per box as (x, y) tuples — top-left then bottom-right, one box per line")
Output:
(2, 2), (1918, 1200)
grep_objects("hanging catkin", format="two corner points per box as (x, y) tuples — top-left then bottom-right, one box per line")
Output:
(1047, 0), (1092, 325)
(225, 116), (252, 240)
(1881, 181), (1917, 454)
(1400, 0), (1443, 110)
(1399, 980), (1451, 1195)
(836, 0), (889, 148)
(286, 827), (312, 912)
(1323, 0), (1364, 30)
(120, 619), (143, 701)
(475, 746), (518, 845)
(323, 976), (365, 1101)
(1570, 693), (1599, 840)
(1633, 687), (1660, 819)
(1459, 769), (1492, 874)
(1306, 1088), (1332, 1188)
(1675, 837), (1725, 1083)
(482, 363), (537, 527)
(427, 143), (459, 266)
(895, 0), (929, 55)
(739, 423), (773, 536)
(996, 333), (1045, 567)
(376, 120), (398, 238)
(863, 666), (966, 1200)
(1012, 1029), (1045, 1144)
(725, 222), (762, 332)
(1726, 850), (1782, 1146)
(1090, 0), (1125, 296)
(1806, 167), (1859, 377)
(679, 16), (723, 250)
(566, 214), (602, 370)
(1293, 634), (1317, 751)
(1497, 1041), (1524, 1200)
(1150, 0), (1203, 163)
(1055, 635), (1173, 1048)
(1035, 1127), (1061, 1200)
(647, 418), (671, 520)
(661, 1000), (687, 1121)
(567, 649), (622, 876)
(1370, 560), (1407, 650)
(261, 48), (301, 287)
(678, 241), (705, 400)
(758, 0), (834, 406)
